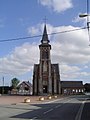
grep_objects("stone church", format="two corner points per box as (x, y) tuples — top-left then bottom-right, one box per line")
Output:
(33, 25), (61, 95)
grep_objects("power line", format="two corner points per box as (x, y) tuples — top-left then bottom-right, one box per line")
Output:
(48, 26), (87, 35)
(0, 26), (88, 43)
(0, 35), (42, 43)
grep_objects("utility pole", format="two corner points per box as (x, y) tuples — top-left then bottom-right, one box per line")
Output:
(2, 76), (4, 94)
(87, 0), (90, 44)
(79, 0), (90, 45)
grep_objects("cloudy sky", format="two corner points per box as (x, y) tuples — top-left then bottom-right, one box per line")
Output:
(0, 0), (90, 86)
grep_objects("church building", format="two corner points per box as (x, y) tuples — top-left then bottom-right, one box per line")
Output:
(33, 25), (61, 95)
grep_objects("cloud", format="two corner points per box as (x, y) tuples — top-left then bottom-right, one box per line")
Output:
(51, 26), (90, 64)
(60, 64), (81, 79)
(27, 23), (53, 37)
(0, 42), (39, 75)
(60, 64), (90, 80)
(27, 24), (42, 35)
(38, 0), (73, 13)
(0, 23), (90, 83)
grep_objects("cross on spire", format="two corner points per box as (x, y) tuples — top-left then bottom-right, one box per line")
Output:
(43, 16), (48, 25)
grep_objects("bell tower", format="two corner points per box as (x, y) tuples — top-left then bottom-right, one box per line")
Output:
(39, 24), (52, 94)
(33, 24), (61, 95)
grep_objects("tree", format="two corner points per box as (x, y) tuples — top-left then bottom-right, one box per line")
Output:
(11, 78), (20, 89)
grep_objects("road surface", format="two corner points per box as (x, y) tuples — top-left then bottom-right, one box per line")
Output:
(0, 95), (90, 120)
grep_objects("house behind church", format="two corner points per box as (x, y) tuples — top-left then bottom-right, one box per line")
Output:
(84, 83), (90, 92)
(17, 81), (32, 95)
(61, 81), (84, 95)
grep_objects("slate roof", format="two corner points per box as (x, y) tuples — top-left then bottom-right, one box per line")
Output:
(41, 24), (49, 44)
(23, 81), (32, 87)
(18, 81), (32, 87)
(61, 81), (84, 88)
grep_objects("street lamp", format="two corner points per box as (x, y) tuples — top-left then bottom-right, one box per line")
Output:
(79, 13), (90, 29)
(79, 14), (90, 18)
(79, 0), (90, 45)
(79, 13), (90, 45)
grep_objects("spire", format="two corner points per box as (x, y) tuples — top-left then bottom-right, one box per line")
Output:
(41, 24), (49, 44)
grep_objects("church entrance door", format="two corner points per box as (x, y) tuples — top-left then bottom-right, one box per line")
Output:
(43, 85), (47, 93)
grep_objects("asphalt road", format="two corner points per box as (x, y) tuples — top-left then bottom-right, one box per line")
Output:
(0, 95), (90, 120)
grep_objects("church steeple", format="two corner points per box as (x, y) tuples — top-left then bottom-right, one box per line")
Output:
(41, 24), (50, 44)
(33, 22), (61, 95)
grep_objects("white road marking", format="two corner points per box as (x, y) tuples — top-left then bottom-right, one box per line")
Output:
(63, 99), (74, 104)
(55, 99), (73, 108)
(43, 98), (63, 104)
(55, 105), (61, 108)
(43, 108), (53, 114)
(75, 101), (85, 120)
(43, 98), (74, 115)
(32, 116), (37, 119)
(42, 97), (73, 104)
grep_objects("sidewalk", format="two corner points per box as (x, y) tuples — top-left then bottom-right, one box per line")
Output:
(0, 95), (64, 105)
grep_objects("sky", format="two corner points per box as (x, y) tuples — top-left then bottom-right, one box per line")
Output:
(0, 0), (90, 86)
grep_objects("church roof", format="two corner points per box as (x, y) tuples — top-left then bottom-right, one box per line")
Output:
(61, 81), (84, 88)
(41, 24), (50, 44)
(17, 81), (32, 87)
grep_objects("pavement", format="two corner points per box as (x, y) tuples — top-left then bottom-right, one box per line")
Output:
(0, 95), (64, 105)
